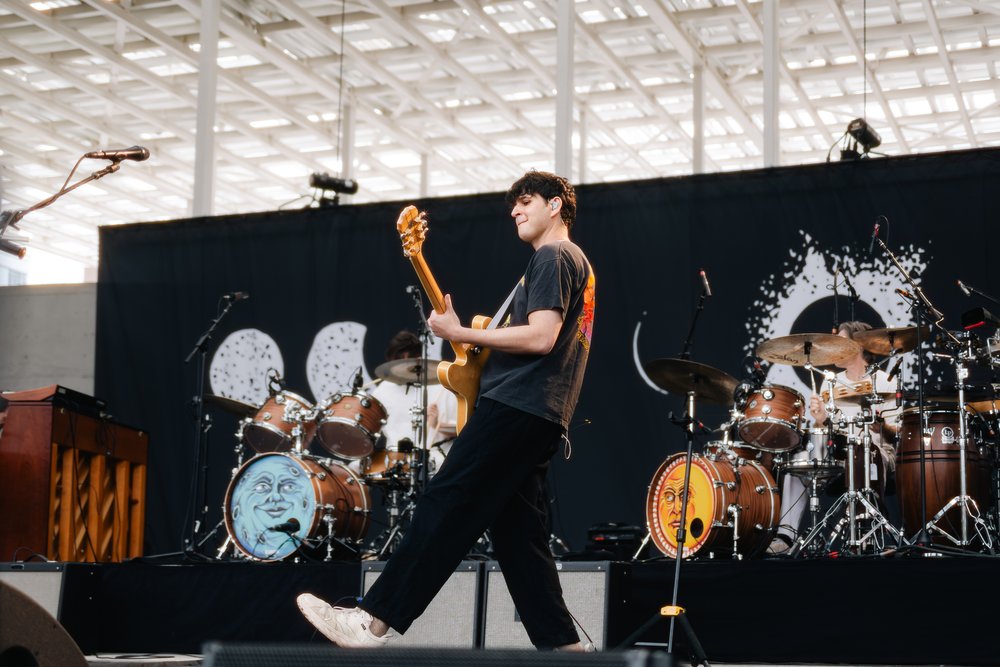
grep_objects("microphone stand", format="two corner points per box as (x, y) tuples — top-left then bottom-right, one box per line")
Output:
(180, 295), (243, 559)
(3, 158), (125, 227)
(627, 276), (711, 666)
(872, 234), (954, 549)
(962, 282), (1000, 308)
(407, 285), (434, 494)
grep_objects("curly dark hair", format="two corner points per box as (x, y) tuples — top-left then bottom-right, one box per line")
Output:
(385, 330), (422, 361)
(505, 170), (577, 229)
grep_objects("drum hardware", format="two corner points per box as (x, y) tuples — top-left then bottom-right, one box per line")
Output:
(900, 342), (995, 550)
(790, 367), (904, 556)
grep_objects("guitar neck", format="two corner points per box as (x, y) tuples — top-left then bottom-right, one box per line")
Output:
(409, 253), (463, 355)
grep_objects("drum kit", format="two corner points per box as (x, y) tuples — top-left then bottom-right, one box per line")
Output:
(643, 325), (1000, 560)
(206, 359), (446, 563)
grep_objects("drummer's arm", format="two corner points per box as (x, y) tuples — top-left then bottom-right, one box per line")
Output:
(809, 394), (829, 426)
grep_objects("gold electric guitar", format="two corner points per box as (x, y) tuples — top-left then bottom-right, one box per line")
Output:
(396, 205), (492, 434)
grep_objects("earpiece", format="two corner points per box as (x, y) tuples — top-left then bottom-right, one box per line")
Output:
(550, 200), (558, 211)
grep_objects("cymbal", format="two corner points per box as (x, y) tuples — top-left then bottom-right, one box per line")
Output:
(374, 358), (441, 385)
(643, 358), (738, 405)
(853, 326), (930, 356)
(204, 394), (257, 418)
(757, 333), (862, 367)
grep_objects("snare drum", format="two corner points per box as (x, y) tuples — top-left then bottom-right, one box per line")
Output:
(315, 391), (388, 460)
(645, 452), (779, 559)
(738, 384), (805, 452)
(241, 391), (316, 453)
(782, 428), (844, 479)
(224, 452), (370, 562)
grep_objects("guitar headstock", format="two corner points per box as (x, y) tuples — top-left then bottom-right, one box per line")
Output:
(397, 205), (428, 258)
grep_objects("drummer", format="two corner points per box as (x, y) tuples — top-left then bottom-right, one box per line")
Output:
(772, 321), (899, 554)
(807, 321), (899, 468)
(371, 330), (458, 469)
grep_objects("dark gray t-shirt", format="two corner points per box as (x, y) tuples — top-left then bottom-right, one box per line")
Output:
(479, 240), (595, 428)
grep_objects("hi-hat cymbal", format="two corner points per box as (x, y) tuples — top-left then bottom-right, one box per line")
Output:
(204, 394), (258, 418)
(853, 326), (930, 356)
(375, 357), (441, 385)
(643, 358), (738, 405)
(757, 333), (862, 367)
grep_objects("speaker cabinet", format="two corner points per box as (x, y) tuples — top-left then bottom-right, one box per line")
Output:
(0, 579), (87, 667)
(361, 561), (481, 648)
(482, 561), (626, 650)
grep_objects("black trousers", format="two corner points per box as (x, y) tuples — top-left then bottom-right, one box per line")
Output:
(361, 398), (579, 648)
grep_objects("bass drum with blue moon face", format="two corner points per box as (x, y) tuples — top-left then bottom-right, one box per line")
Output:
(224, 452), (370, 561)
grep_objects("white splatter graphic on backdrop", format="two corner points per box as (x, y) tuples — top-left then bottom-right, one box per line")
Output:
(306, 321), (371, 403)
(209, 328), (284, 405)
(744, 231), (934, 398)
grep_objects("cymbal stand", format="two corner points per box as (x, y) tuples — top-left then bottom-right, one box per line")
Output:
(921, 339), (993, 549)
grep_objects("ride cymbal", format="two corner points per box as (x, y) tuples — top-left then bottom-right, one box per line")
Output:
(853, 326), (930, 356)
(204, 394), (258, 418)
(643, 358), (738, 405)
(757, 333), (862, 367)
(374, 357), (441, 385)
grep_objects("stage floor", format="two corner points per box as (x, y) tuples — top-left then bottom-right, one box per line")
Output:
(6, 554), (999, 666)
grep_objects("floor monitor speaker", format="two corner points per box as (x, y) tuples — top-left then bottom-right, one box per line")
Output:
(361, 560), (482, 648)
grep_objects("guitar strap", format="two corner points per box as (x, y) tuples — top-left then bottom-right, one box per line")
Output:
(486, 279), (520, 331)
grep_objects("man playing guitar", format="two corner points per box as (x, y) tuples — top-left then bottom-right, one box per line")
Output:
(298, 170), (596, 651)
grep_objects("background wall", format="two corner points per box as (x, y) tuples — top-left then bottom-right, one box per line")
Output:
(0, 284), (97, 395)
(95, 149), (1000, 556)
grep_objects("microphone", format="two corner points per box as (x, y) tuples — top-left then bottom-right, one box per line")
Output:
(868, 222), (880, 255)
(957, 280), (973, 297)
(267, 518), (300, 533)
(84, 145), (150, 162)
(698, 269), (712, 297)
(0, 237), (26, 259)
(886, 356), (905, 383)
(352, 367), (364, 391)
(406, 285), (421, 295)
(223, 291), (249, 302)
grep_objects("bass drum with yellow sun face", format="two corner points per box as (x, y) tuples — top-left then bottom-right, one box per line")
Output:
(645, 452), (779, 559)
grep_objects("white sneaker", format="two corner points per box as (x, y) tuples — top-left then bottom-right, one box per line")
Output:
(296, 593), (394, 648)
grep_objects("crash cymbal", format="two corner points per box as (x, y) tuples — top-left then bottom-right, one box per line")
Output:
(204, 394), (258, 418)
(757, 333), (862, 367)
(853, 326), (931, 356)
(374, 357), (441, 385)
(643, 358), (738, 405)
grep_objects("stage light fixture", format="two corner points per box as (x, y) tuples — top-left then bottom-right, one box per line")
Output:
(847, 118), (881, 152)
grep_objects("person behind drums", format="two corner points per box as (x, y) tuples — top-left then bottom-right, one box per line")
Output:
(370, 330), (458, 474)
(297, 170), (596, 651)
(770, 320), (898, 554)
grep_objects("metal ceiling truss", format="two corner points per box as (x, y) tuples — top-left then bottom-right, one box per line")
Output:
(0, 0), (996, 269)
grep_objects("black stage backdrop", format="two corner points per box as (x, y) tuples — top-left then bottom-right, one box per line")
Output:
(97, 148), (1000, 556)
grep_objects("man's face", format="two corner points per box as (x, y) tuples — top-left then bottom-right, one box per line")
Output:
(510, 192), (556, 245)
